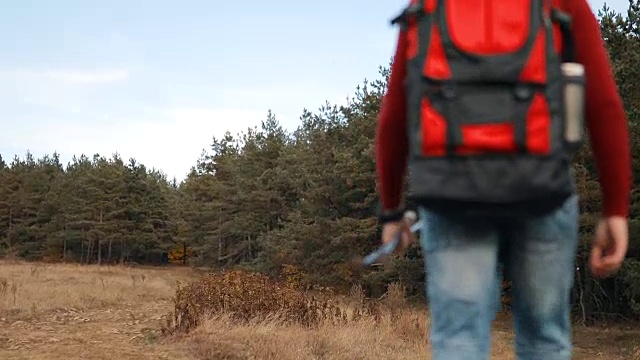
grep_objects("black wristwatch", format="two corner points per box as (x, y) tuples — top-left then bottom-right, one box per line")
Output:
(377, 203), (406, 224)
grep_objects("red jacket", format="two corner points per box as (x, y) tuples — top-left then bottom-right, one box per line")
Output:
(375, 0), (632, 217)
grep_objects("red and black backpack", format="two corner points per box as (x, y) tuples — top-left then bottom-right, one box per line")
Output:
(392, 0), (581, 218)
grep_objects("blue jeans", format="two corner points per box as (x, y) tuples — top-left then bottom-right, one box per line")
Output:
(418, 195), (579, 360)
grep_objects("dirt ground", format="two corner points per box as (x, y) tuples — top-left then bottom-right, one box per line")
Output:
(0, 261), (638, 360)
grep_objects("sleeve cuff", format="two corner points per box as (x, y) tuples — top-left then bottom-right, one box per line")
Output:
(376, 202), (406, 224)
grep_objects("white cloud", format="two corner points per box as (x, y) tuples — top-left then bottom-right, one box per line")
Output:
(121, 107), (268, 179)
(44, 69), (129, 84)
(0, 66), (353, 181)
(0, 68), (129, 87)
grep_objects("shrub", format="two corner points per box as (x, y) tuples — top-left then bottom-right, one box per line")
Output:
(162, 269), (344, 335)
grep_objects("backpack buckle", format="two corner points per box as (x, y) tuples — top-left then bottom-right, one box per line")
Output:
(514, 84), (534, 101)
(423, 81), (456, 100)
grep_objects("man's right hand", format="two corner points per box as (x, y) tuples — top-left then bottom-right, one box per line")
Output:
(381, 217), (416, 257)
(590, 216), (629, 278)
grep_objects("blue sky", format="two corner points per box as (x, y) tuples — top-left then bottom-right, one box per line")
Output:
(0, 0), (627, 180)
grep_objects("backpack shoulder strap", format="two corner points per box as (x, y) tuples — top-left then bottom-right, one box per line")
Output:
(390, 0), (426, 29)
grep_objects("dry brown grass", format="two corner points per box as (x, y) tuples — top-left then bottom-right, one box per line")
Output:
(162, 269), (346, 335)
(0, 260), (194, 360)
(0, 260), (638, 360)
(0, 261), (190, 316)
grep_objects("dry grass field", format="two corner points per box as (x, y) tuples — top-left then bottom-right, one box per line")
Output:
(0, 260), (638, 360)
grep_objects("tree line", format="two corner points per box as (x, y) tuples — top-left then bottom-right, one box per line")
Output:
(1, 2), (639, 323)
